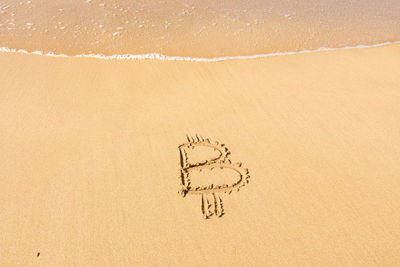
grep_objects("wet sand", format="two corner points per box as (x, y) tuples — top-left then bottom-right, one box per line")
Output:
(1, 44), (400, 265)
(1, 0), (399, 57)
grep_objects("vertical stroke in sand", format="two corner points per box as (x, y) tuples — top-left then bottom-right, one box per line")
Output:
(178, 135), (250, 219)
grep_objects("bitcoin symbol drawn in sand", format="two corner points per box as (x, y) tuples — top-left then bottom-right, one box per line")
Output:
(178, 135), (250, 219)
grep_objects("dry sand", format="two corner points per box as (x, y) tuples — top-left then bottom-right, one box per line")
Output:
(1, 44), (400, 266)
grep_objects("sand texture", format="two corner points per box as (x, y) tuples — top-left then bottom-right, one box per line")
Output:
(1, 45), (400, 266)
(1, 0), (400, 57)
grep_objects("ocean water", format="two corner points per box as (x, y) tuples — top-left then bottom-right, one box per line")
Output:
(0, 0), (399, 59)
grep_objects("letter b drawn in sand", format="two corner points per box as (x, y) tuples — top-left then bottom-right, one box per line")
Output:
(178, 135), (250, 219)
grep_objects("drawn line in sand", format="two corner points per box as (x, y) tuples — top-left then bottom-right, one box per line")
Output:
(178, 135), (250, 219)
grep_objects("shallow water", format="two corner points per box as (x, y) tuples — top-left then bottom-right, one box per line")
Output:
(0, 0), (399, 57)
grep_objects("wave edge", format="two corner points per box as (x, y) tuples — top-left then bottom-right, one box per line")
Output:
(1, 41), (400, 62)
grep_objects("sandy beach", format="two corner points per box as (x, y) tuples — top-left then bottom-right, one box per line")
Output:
(1, 43), (400, 266)
(1, 0), (400, 57)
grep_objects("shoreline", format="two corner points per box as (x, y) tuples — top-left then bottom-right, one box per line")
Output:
(1, 39), (400, 266)
(1, 41), (400, 62)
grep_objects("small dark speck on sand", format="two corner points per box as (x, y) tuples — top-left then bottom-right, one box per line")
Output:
(37, 252), (40, 257)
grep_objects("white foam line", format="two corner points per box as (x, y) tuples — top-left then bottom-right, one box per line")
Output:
(1, 41), (400, 62)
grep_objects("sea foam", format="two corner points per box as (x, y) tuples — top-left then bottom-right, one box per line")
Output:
(1, 41), (400, 62)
